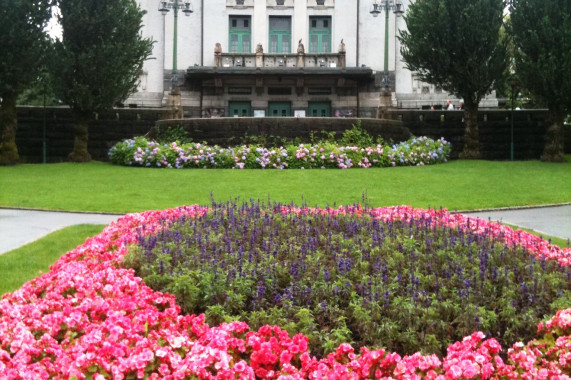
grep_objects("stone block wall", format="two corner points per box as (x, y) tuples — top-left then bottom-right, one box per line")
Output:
(153, 117), (411, 147)
(13, 106), (570, 163)
(396, 110), (552, 160)
(15, 107), (167, 163)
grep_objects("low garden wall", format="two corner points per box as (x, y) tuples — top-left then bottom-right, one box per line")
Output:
(14, 106), (167, 163)
(14, 106), (570, 162)
(397, 109), (559, 160)
(152, 117), (411, 147)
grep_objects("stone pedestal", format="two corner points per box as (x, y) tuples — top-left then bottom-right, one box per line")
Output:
(167, 88), (183, 119)
(255, 43), (264, 67)
(256, 52), (264, 67)
(377, 89), (394, 119)
(338, 51), (346, 68)
(296, 53), (305, 68)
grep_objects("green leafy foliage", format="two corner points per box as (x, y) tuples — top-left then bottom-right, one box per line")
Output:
(510, 0), (571, 161)
(50, 0), (154, 161)
(51, 0), (154, 115)
(0, 0), (52, 165)
(155, 125), (193, 145)
(400, 0), (507, 105)
(124, 201), (571, 358)
(339, 120), (380, 148)
(0, 0), (51, 98)
(399, 0), (508, 158)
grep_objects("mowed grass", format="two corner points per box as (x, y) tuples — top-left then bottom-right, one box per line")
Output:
(1, 158), (569, 296)
(1, 159), (570, 213)
(0, 225), (106, 295)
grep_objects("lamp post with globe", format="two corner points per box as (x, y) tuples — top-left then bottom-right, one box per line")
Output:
(158, 0), (193, 117)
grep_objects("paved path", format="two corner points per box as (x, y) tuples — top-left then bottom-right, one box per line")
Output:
(1, 205), (569, 255)
(0, 209), (121, 255)
(462, 205), (571, 242)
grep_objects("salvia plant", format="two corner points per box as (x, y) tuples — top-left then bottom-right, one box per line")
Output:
(124, 200), (571, 358)
(2, 204), (571, 378)
(108, 135), (451, 169)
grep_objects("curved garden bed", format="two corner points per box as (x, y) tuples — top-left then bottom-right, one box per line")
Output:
(108, 136), (451, 169)
(1, 205), (570, 379)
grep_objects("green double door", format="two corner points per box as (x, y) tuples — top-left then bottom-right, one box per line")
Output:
(228, 101), (252, 117)
(308, 101), (331, 117)
(268, 102), (291, 117)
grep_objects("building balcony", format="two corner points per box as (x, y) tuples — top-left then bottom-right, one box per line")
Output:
(214, 40), (347, 69)
(217, 52), (345, 69)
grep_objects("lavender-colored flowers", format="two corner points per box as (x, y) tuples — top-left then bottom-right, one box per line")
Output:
(125, 200), (571, 358)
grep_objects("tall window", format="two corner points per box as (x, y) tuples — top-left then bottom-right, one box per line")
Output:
(269, 16), (291, 53)
(229, 16), (251, 53)
(309, 16), (331, 53)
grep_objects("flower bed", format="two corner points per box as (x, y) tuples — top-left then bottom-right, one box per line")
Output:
(126, 202), (571, 359)
(1, 205), (570, 379)
(108, 136), (451, 169)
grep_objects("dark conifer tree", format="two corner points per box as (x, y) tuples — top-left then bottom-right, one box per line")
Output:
(400, 0), (508, 159)
(52, 0), (153, 162)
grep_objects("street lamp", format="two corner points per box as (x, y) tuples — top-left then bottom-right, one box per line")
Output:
(158, 0), (193, 95)
(509, 73), (518, 161)
(370, 0), (404, 96)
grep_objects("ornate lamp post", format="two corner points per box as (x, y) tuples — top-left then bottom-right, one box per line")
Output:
(370, 0), (404, 96)
(158, 0), (193, 95)
(510, 73), (518, 161)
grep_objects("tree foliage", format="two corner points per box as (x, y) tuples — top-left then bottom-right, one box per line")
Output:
(0, 0), (52, 165)
(510, 0), (570, 161)
(399, 0), (508, 158)
(51, 0), (153, 161)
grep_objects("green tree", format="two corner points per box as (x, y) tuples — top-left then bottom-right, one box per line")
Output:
(510, 0), (570, 162)
(51, 0), (153, 162)
(0, 0), (52, 165)
(17, 69), (61, 108)
(399, 0), (508, 159)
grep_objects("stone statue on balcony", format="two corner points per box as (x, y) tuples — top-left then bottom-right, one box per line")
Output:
(297, 39), (305, 54)
(338, 39), (346, 67)
(339, 38), (346, 53)
(214, 43), (222, 67)
(255, 43), (264, 67)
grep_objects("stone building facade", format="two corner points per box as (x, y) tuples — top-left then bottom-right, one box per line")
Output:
(126, 0), (498, 117)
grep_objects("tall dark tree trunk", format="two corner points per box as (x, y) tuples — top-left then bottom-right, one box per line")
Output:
(68, 113), (92, 162)
(541, 108), (564, 162)
(0, 93), (20, 165)
(460, 100), (480, 159)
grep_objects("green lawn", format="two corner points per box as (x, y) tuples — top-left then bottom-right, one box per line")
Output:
(1, 159), (570, 213)
(1, 159), (569, 296)
(0, 225), (106, 295)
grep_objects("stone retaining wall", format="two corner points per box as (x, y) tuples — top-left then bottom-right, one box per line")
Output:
(14, 106), (570, 163)
(153, 117), (411, 148)
(15, 107), (166, 163)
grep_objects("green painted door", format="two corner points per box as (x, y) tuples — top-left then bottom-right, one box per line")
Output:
(268, 102), (291, 117)
(228, 101), (252, 117)
(308, 101), (331, 117)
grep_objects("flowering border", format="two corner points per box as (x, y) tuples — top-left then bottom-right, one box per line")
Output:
(1, 206), (570, 379)
(108, 136), (451, 170)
